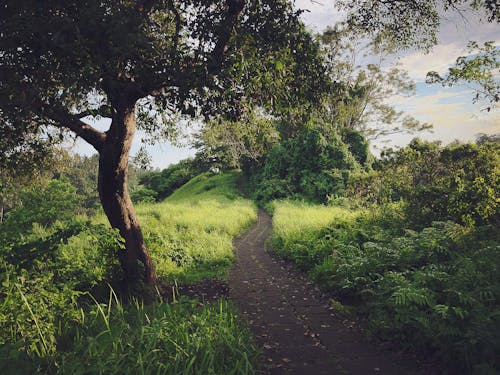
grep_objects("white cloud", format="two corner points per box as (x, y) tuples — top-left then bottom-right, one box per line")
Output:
(294, 0), (345, 32)
(387, 89), (500, 146)
(398, 43), (466, 81)
(390, 91), (463, 107)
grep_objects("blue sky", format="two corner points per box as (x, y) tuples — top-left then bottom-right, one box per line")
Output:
(295, 0), (500, 151)
(72, 1), (499, 169)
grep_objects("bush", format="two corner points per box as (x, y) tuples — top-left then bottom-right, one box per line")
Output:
(250, 125), (369, 203)
(0, 220), (123, 365)
(348, 138), (500, 227)
(271, 201), (500, 372)
(139, 158), (201, 200)
(130, 187), (157, 204)
(0, 178), (82, 239)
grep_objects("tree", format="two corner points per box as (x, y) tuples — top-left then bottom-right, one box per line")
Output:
(335, 0), (499, 51)
(195, 108), (280, 169)
(426, 41), (499, 112)
(315, 25), (432, 140)
(0, 0), (326, 284)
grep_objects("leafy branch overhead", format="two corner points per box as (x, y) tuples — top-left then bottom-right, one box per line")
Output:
(426, 41), (500, 111)
(337, 0), (499, 51)
(0, 0), (329, 283)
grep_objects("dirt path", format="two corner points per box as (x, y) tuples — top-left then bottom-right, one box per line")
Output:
(229, 210), (433, 375)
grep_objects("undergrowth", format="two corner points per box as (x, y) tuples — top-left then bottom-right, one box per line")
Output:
(0, 171), (259, 374)
(271, 200), (500, 373)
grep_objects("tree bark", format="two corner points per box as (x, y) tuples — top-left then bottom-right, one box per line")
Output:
(97, 101), (158, 285)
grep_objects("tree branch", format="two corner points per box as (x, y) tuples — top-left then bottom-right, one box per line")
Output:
(48, 107), (107, 151)
(167, 0), (182, 53)
(208, 0), (246, 74)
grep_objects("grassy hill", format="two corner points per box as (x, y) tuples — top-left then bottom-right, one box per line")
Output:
(135, 170), (256, 283)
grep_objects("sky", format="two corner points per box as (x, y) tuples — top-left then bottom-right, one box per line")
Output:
(296, 0), (500, 151)
(72, 1), (500, 168)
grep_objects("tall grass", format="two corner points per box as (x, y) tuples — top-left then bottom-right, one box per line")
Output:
(269, 201), (360, 271)
(0, 171), (260, 374)
(58, 290), (260, 375)
(135, 171), (256, 283)
(271, 200), (359, 239)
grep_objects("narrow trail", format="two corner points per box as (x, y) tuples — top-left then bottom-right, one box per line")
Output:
(229, 210), (432, 375)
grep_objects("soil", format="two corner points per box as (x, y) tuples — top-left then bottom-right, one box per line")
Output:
(158, 278), (230, 303)
(228, 209), (439, 375)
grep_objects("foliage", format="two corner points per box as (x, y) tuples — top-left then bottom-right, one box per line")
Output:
(0, 219), (123, 364)
(249, 121), (370, 203)
(271, 201), (500, 372)
(0, 178), (82, 239)
(335, 0), (499, 52)
(0, 142), (63, 223)
(195, 109), (280, 170)
(57, 153), (101, 214)
(138, 158), (201, 201)
(0, 0), (327, 158)
(348, 138), (500, 227)
(130, 186), (158, 204)
(427, 41), (499, 112)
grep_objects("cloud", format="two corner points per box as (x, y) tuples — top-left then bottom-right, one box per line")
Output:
(294, 0), (345, 32)
(398, 43), (466, 81)
(388, 89), (500, 146)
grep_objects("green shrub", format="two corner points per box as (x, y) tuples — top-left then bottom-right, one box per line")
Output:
(139, 158), (201, 200)
(250, 125), (368, 203)
(348, 138), (500, 227)
(130, 186), (157, 204)
(0, 220), (124, 363)
(271, 201), (500, 372)
(0, 178), (82, 240)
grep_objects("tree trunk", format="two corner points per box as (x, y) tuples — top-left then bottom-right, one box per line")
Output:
(97, 101), (158, 285)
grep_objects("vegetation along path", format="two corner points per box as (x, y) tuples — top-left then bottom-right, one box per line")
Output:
(229, 210), (432, 375)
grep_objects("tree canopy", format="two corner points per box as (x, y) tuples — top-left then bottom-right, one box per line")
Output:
(0, 0), (328, 283)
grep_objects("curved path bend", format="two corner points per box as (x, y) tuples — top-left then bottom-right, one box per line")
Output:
(229, 210), (433, 375)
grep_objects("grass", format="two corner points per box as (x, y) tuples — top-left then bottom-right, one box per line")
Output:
(0, 171), (260, 374)
(271, 200), (360, 241)
(135, 171), (257, 283)
(269, 200), (361, 272)
(2, 287), (260, 375)
(56, 291), (260, 375)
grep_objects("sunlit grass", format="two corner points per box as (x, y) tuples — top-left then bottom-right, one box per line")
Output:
(271, 200), (360, 239)
(57, 291), (260, 375)
(135, 171), (256, 283)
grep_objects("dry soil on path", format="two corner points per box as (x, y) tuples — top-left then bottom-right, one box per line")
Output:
(229, 209), (436, 375)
